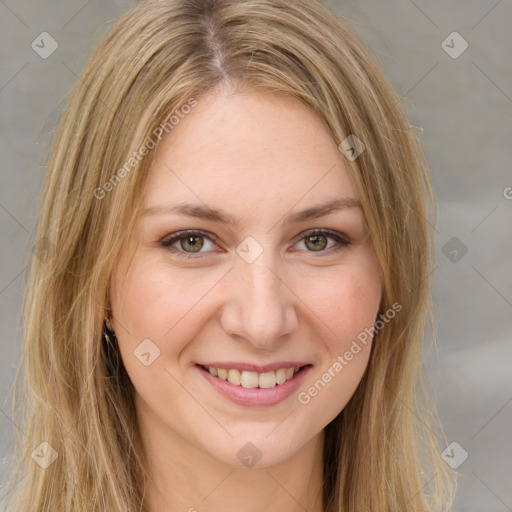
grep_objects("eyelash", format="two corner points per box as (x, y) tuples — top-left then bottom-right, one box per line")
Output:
(160, 229), (351, 260)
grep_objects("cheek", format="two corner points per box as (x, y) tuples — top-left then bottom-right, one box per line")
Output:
(305, 255), (382, 347)
(109, 258), (219, 415)
(315, 273), (378, 370)
(110, 256), (228, 366)
(296, 254), (381, 414)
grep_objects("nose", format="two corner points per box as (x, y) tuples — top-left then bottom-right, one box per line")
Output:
(219, 249), (298, 350)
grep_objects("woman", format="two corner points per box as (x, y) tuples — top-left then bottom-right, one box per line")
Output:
(8, 0), (455, 510)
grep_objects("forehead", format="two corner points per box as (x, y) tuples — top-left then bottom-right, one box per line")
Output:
(144, 88), (359, 214)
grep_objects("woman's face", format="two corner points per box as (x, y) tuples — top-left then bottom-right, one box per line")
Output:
(110, 87), (382, 468)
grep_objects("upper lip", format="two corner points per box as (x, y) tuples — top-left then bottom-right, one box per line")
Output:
(197, 361), (311, 372)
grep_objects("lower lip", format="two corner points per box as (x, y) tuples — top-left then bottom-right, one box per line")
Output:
(196, 364), (312, 407)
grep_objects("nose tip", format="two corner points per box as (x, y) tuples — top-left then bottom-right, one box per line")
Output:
(219, 257), (298, 349)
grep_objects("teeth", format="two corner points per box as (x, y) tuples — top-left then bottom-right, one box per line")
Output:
(204, 365), (303, 388)
(227, 369), (241, 386)
(259, 371), (276, 388)
(240, 371), (259, 388)
(275, 368), (286, 385)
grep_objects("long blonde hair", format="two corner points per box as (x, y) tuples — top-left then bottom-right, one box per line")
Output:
(8, 0), (454, 510)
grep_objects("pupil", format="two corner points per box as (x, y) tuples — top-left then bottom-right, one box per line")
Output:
(182, 236), (203, 252)
(307, 235), (327, 251)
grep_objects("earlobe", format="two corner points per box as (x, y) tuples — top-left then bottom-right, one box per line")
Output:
(102, 316), (121, 377)
(105, 315), (115, 333)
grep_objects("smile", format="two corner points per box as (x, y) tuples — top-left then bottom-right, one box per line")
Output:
(200, 364), (304, 388)
(196, 364), (312, 407)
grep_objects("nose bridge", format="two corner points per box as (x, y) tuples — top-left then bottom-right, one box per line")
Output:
(221, 246), (297, 347)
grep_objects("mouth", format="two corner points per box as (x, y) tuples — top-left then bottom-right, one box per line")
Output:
(197, 364), (311, 389)
(195, 363), (312, 407)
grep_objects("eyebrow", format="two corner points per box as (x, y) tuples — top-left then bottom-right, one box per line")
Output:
(142, 197), (362, 226)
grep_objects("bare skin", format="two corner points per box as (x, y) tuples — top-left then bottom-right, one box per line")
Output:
(110, 85), (382, 512)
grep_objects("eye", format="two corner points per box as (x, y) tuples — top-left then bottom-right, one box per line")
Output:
(161, 230), (218, 258)
(294, 229), (351, 254)
(160, 228), (351, 259)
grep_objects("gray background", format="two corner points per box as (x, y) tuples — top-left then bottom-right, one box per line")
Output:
(1, 1), (511, 510)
